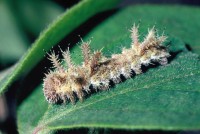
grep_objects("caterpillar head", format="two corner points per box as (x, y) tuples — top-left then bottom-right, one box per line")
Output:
(43, 72), (66, 104)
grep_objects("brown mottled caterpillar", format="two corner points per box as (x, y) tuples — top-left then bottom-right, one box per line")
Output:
(43, 24), (170, 104)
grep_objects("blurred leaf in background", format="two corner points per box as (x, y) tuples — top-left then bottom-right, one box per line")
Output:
(11, 0), (64, 36)
(0, 0), (65, 68)
(0, 1), (28, 66)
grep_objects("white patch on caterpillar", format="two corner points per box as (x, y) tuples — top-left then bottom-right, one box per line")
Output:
(43, 24), (170, 104)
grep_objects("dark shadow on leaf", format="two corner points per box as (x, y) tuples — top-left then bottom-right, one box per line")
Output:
(55, 128), (179, 134)
(168, 51), (183, 63)
(185, 43), (192, 51)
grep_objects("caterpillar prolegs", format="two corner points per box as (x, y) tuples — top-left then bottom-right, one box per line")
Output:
(43, 24), (170, 104)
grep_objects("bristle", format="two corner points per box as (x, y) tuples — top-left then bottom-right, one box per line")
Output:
(62, 47), (73, 68)
(47, 52), (64, 72)
(130, 24), (139, 49)
(81, 40), (91, 65)
(90, 51), (102, 75)
(140, 27), (156, 53)
(157, 35), (167, 44)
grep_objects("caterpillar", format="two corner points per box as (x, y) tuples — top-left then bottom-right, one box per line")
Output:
(43, 24), (170, 104)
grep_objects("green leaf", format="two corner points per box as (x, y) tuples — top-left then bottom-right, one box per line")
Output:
(17, 4), (200, 133)
(0, 1), (28, 64)
(17, 85), (49, 134)
(0, 0), (121, 94)
(13, 0), (65, 36)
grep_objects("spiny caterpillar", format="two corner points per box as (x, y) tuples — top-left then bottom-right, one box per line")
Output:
(43, 24), (170, 104)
